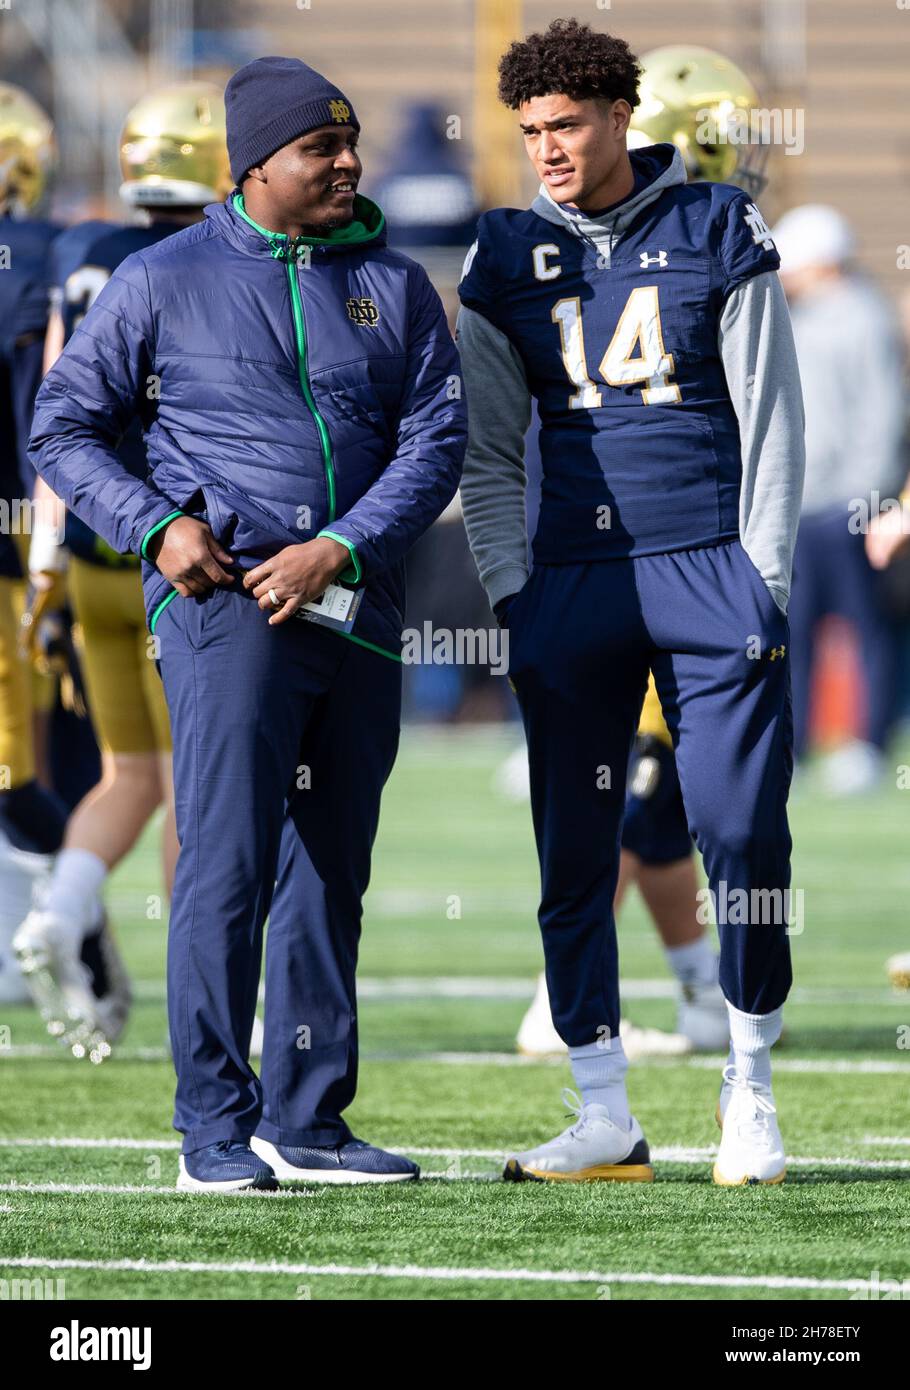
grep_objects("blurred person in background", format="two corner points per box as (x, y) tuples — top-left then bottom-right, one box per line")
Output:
(376, 105), (498, 722)
(15, 83), (232, 1060)
(0, 83), (69, 1004)
(374, 102), (479, 250)
(863, 282), (910, 992)
(774, 204), (906, 794)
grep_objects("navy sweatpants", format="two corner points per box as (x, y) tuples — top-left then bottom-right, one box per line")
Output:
(157, 583), (400, 1153)
(788, 507), (897, 756)
(507, 540), (793, 1046)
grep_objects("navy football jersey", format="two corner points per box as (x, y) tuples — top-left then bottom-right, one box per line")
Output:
(458, 144), (780, 562)
(0, 213), (61, 577)
(50, 219), (178, 566)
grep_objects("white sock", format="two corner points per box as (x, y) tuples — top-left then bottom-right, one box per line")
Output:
(569, 1036), (631, 1128)
(43, 848), (107, 942)
(725, 1003), (783, 1089)
(665, 937), (718, 988)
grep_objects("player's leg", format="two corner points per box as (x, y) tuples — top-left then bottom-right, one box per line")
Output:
(0, 574), (68, 1003)
(502, 561), (654, 1182)
(822, 517), (896, 792)
(157, 586), (343, 1188)
(646, 541), (792, 1185)
(14, 564), (157, 1051)
(786, 514), (823, 764)
(252, 641), (417, 1183)
(140, 616), (178, 900)
(622, 735), (727, 1052)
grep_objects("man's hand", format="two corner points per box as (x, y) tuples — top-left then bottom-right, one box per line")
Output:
(243, 536), (350, 625)
(146, 516), (234, 596)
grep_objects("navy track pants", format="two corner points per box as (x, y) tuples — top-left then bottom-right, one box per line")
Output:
(506, 540), (794, 1046)
(157, 583), (400, 1152)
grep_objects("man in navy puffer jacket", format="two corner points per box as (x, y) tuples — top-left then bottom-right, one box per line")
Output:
(28, 57), (466, 1191)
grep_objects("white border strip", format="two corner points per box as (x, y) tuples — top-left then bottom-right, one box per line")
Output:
(0, 1254), (903, 1292)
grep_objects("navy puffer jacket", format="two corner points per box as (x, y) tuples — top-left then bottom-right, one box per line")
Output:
(28, 192), (466, 658)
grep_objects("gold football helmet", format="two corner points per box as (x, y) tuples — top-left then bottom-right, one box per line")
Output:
(0, 83), (55, 213)
(119, 81), (232, 208)
(629, 46), (768, 197)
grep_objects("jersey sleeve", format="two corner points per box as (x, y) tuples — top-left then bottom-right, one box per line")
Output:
(457, 214), (504, 325)
(46, 226), (76, 306)
(718, 191), (781, 297)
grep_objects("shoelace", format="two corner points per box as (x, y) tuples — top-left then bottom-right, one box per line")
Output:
(722, 1065), (777, 1145)
(557, 1087), (610, 1143)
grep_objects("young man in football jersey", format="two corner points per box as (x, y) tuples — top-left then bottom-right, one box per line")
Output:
(16, 83), (232, 1057)
(516, 45), (778, 1065)
(458, 19), (805, 1185)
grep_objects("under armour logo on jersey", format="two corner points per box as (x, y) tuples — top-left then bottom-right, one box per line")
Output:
(768, 645), (787, 661)
(640, 250), (669, 269)
(744, 203), (775, 252)
(346, 296), (380, 327)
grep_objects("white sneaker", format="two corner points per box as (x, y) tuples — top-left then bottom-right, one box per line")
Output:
(620, 1017), (691, 1059)
(887, 951), (910, 990)
(713, 1066), (786, 1186)
(516, 972), (566, 1056)
(820, 740), (883, 797)
(0, 831), (52, 1005)
(504, 1088), (653, 1183)
(517, 975), (692, 1059)
(12, 908), (128, 1060)
(492, 744), (531, 801)
(78, 913), (133, 1052)
(676, 979), (729, 1051)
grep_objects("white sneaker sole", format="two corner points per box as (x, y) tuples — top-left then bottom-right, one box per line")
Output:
(503, 1132), (654, 1183)
(712, 1163), (786, 1187)
(175, 1156), (277, 1193)
(251, 1137), (418, 1185)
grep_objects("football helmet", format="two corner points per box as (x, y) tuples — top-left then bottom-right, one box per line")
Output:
(629, 45), (769, 197)
(119, 81), (232, 208)
(0, 82), (55, 213)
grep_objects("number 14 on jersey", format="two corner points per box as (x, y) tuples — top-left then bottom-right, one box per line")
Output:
(552, 286), (682, 408)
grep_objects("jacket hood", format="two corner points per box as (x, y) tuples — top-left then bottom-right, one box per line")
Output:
(531, 142), (686, 244)
(205, 189), (387, 257)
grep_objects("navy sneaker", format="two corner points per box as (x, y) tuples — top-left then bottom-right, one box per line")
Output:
(251, 1135), (419, 1185)
(177, 1140), (278, 1193)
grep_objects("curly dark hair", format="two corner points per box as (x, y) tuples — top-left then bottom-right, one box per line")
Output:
(498, 17), (641, 111)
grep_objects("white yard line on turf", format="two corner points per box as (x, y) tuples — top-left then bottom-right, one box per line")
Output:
(0, 1254), (904, 1293)
(2, 1046), (909, 1074)
(686, 1057), (910, 1076)
(128, 977), (910, 1005)
(2, 1140), (910, 1171)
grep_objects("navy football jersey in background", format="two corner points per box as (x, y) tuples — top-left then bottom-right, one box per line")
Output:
(459, 144), (780, 563)
(50, 220), (178, 567)
(0, 213), (61, 577)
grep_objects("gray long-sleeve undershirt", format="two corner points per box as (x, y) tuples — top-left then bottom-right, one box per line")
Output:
(457, 268), (805, 614)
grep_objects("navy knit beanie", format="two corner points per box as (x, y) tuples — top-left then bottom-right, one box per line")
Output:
(225, 56), (359, 185)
